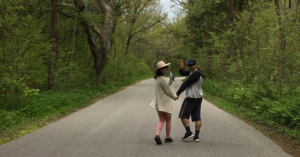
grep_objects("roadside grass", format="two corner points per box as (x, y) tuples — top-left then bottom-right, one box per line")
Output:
(0, 76), (151, 145)
(202, 79), (300, 143)
(203, 93), (300, 156)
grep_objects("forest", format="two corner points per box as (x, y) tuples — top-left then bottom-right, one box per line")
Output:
(0, 0), (299, 145)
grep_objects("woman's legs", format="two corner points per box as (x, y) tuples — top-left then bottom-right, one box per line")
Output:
(156, 111), (166, 136)
(164, 112), (171, 138)
(156, 111), (172, 138)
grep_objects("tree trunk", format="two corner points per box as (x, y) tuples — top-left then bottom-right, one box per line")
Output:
(125, 35), (132, 54)
(274, 0), (288, 98)
(1, 1), (5, 70)
(75, 0), (117, 85)
(122, 38), (125, 53)
(1, 1), (6, 104)
(1, 1), (5, 68)
(85, 25), (110, 85)
(48, 0), (58, 91)
(274, 0), (286, 52)
(69, 13), (78, 88)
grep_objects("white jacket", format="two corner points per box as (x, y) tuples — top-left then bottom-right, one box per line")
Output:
(151, 76), (177, 114)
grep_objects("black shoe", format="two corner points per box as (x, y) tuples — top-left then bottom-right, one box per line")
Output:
(182, 132), (194, 141)
(193, 136), (199, 142)
(154, 135), (162, 145)
(165, 137), (173, 143)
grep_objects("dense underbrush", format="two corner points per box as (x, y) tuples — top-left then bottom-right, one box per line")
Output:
(203, 79), (300, 144)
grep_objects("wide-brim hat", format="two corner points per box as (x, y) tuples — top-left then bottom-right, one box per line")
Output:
(156, 61), (170, 71)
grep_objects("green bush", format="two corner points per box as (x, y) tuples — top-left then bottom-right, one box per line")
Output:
(0, 110), (27, 131)
(204, 78), (300, 131)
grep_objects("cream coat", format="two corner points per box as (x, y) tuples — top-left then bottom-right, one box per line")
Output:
(151, 76), (177, 114)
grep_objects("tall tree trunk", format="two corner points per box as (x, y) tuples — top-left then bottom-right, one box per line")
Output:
(84, 25), (110, 85)
(274, 0), (288, 98)
(229, 0), (235, 22)
(125, 35), (132, 54)
(75, 0), (117, 85)
(124, 17), (136, 55)
(69, 12), (78, 88)
(1, 1), (5, 69)
(48, 0), (58, 91)
(122, 38), (125, 53)
(274, 0), (287, 52)
(138, 37), (141, 60)
(1, 1), (6, 103)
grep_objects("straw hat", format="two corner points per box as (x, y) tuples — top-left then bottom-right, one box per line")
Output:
(156, 61), (170, 71)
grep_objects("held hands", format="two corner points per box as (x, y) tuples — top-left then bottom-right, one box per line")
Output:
(179, 59), (184, 69)
(175, 94), (179, 100)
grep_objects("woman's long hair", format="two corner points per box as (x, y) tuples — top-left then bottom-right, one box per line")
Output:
(154, 69), (164, 79)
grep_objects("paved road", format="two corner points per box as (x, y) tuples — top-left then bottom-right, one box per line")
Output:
(0, 77), (291, 157)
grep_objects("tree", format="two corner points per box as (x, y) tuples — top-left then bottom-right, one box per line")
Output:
(74, 0), (121, 85)
(48, 0), (59, 91)
(121, 0), (167, 54)
(0, 0), (49, 107)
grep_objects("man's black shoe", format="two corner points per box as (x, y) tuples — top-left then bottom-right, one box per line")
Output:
(165, 137), (174, 143)
(182, 132), (194, 141)
(154, 135), (162, 145)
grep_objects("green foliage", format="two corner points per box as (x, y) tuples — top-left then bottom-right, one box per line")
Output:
(102, 52), (151, 85)
(204, 78), (300, 133)
(0, 0), (156, 142)
(174, 0), (300, 143)
(79, 13), (104, 28)
(0, 0), (50, 108)
(0, 110), (28, 132)
(0, 0), (159, 105)
(1, 0), (299, 145)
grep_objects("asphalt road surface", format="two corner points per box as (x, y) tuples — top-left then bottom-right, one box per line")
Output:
(0, 77), (291, 157)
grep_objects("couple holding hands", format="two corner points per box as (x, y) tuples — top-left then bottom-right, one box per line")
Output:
(152, 59), (206, 145)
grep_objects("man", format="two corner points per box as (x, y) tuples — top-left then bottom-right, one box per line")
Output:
(176, 59), (206, 142)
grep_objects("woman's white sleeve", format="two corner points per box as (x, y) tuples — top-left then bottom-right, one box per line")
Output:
(160, 78), (176, 100)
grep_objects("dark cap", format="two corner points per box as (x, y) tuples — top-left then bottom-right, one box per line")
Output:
(187, 59), (196, 65)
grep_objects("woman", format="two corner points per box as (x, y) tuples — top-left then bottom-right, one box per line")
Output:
(152, 61), (178, 145)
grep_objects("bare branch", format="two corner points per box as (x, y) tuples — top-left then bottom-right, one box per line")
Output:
(131, 14), (167, 37)
(162, 22), (174, 33)
(137, 1), (148, 15)
(170, 0), (188, 5)
(84, 25), (98, 59)
(91, 26), (102, 37)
